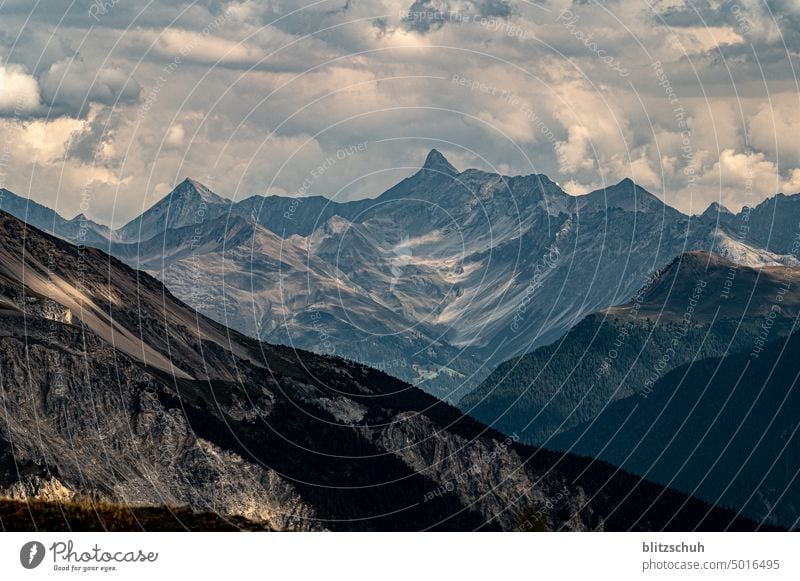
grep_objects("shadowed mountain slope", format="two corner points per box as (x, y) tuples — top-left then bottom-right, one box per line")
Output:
(462, 252), (800, 444)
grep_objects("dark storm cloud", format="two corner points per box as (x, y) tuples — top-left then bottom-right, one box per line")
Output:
(653, 0), (731, 27)
(0, 0), (210, 31)
(0, 26), (75, 74)
(66, 106), (120, 164)
(653, 0), (800, 50)
(39, 60), (141, 118)
(766, 0), (800, 49)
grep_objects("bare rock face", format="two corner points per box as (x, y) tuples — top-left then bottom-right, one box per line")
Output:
(0, 275), (71, 324)
(0, 210), (769, 531)
(0, 316), (319, 531)
(1, 475), (74, 503)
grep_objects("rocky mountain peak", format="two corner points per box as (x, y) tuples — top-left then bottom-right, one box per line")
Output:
(117, 179), (231, 242)
(421, 149), (458, 176)
(579, 178), (667, 213)
(617, 249), (800, 321)
(701, 201), (734, 218)
(172, 178), (228, 205)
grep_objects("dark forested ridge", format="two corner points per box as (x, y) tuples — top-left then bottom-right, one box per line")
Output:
(461, 252), (800, 445)
(550, 326), (800, 529)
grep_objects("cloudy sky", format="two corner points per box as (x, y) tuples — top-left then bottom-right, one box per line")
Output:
(0, 0), (798, 226)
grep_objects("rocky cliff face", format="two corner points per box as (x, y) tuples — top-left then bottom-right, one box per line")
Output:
(0, 211), (767, 531)
(0, 275), (72, 324)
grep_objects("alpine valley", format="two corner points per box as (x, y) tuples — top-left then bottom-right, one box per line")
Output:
(2, 150), (800, 530)
(0, 209), (765, 531)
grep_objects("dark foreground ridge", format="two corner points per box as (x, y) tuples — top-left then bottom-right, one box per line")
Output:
(0, 499), (271, 532)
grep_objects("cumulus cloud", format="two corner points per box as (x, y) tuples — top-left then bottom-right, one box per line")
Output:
(0, 63), (41, 116)
(165, 123), (186, 147)
(558, 125), (595, 172)
(66, 106), (123, 165)
(663, 26), (745, 54)
(132, 28), (268, 68)
(748, 97), (800, 167)
(725, 148), (799, 188)
(627, 153), (662, 190)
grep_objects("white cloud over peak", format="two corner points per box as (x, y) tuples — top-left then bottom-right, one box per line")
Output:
(0, 63), (41, 115)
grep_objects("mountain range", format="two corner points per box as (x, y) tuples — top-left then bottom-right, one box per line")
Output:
(0, 187), (112, 245)
(3, 148), (800, 531)
(2, 150), (797, 404)
(0, 209), (767, 531)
